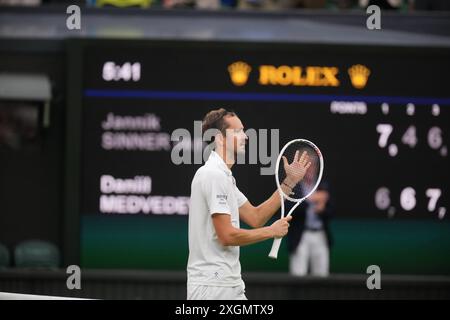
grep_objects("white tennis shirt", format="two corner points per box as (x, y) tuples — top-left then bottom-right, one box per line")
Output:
(187, 151), (248, 287)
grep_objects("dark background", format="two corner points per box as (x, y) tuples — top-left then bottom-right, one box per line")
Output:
(73, 41), (450, 273)
(0, 8), (449, 281)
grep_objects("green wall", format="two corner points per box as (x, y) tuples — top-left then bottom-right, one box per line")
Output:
(81, 215), (450, 275)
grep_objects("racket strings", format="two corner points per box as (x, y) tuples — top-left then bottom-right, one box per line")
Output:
(278, 141), (321, 201)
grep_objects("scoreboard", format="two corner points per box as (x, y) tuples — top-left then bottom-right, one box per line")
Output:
(67, 40), (450, 273)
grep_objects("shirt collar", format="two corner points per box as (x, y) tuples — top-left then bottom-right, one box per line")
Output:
(207, 151), (232, 176)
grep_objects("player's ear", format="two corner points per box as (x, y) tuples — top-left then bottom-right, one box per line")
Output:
(215, 132), (224, 145)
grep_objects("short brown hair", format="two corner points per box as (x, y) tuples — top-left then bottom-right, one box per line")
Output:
(202, 108), (236, 142)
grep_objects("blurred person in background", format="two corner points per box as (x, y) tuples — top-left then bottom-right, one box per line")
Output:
(194, 0), (220, 9)
(274, 0), (326, 9)
(359, 0), (404, 9)
(0, 0), (42, 5)
(287, 180), (334, 277)
(237, 0), (278, 10)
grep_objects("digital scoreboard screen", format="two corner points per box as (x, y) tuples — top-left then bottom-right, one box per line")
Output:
(71, 40), (450, 274)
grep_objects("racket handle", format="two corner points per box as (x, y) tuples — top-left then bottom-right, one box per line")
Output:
(268, 237), (282, 259)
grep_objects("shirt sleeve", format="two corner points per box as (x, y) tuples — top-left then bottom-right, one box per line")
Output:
(203, 171), (231, 216)
(235, 186), (248, 208)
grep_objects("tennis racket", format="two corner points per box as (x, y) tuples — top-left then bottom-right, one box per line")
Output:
(268, 139), (324, 259)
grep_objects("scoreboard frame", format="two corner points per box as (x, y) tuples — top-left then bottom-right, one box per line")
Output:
(64, 38), (450, 266)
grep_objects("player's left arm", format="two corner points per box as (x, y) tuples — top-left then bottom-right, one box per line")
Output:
(239, 151), (312, 228)
(238, 195), (277, 229)
(239, 185), (291, 228)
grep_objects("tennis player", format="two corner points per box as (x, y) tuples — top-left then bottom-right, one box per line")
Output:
(187, 108), (310, 300)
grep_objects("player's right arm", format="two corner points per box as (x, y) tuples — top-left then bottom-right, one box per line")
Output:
(212, 214), (292, 247)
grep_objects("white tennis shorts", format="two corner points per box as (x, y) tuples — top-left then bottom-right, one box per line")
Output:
(187, 283), (247, 300)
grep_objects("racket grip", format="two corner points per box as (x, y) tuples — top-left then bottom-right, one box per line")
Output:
(268, 237), (282, 259)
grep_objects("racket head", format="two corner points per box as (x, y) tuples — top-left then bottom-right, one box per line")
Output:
(275, 139), (324, 203)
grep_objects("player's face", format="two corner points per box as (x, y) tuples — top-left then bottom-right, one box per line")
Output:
(224, 116), (247, 155)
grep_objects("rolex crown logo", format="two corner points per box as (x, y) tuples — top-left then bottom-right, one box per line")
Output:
(228, 61), (251, 86)
(348, 64), (370, 89)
